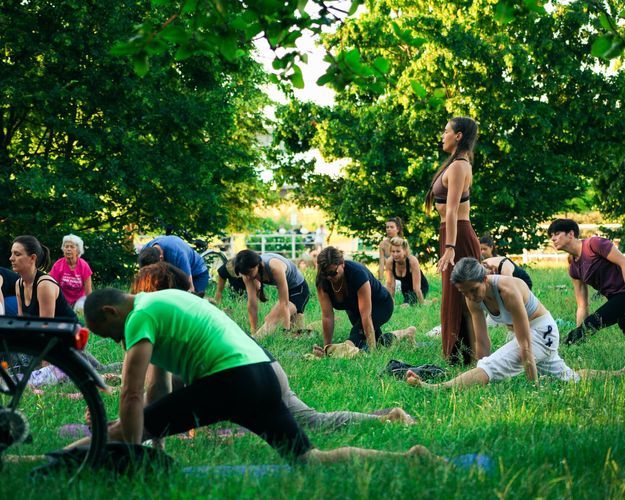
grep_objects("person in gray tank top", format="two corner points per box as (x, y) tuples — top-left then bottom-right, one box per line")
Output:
(235, 250), (310, 338)
(406, 258), (624, 391)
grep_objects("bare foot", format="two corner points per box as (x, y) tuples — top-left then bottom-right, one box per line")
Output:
(407, 445), (446, 464)
(380, 407), (415, 425)
(391, 326), (416, 341)
(406, 370), (423, 387)
(312, 344), (326, 358)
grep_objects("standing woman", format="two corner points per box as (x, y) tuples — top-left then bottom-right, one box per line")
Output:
(49, 234), (93, 313)
(378, 217), (403, 280)
(425, 117), (480, 365)
(11, 235), (76, 320)
(384, 237), (429, 306)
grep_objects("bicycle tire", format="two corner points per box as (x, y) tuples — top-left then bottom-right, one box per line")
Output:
(0, 341), (107, 472)
(201, 250), (228, 282)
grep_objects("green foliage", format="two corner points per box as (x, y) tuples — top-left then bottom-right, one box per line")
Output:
(272, 0), (625, 258)
(107, 0), (394, 95)
(0, 0), (269, 274)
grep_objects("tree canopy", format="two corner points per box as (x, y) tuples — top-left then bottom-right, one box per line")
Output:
(1, 0), (269, 280)
(272, 0), (625, 257)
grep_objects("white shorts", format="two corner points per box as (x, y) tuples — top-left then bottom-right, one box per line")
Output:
(477, 313), (579, 383)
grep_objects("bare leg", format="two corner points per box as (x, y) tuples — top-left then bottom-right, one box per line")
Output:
(378, 407), (415, 424)
(391, 326), (416, 341)
(406, 367), (489, 391)
(293, 311), (305, 330)
(577, 366), (625, 379)
(302, 443), (442, 464)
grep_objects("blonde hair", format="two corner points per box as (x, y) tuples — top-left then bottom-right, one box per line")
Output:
(389, 237), (411, 254)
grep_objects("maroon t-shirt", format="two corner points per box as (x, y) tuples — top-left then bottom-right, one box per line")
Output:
(569, 237), (625, 298)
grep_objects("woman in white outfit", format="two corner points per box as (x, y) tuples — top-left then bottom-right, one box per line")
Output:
(407, 257), (624, 390)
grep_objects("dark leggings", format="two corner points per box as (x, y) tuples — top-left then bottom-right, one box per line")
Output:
(565, 293), (625, 344)
(346, 294), (395, 349)
(143, 362), (312, 460)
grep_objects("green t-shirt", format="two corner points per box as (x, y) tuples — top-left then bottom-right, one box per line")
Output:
(124, 290), (270, 384)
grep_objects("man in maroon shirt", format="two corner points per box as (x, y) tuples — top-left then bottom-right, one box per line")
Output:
(548, 219), (625, 344)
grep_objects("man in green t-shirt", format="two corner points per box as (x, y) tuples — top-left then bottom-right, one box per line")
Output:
(82, 288), (436, 464)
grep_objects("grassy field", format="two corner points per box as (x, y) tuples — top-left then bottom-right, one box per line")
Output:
(2, 266), (625, 499)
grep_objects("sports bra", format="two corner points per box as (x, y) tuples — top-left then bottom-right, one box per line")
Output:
(480, 275), (539, 325)
(431, 158), (471, 204)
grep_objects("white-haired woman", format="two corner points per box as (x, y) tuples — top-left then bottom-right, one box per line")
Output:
(49, 234), (93, 313)
(407, 257), (624, 390)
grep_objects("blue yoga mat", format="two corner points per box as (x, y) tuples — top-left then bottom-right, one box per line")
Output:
(182, 454), (494, 477)
(182, 464), (292, 477)
(446, 453), (494, 472)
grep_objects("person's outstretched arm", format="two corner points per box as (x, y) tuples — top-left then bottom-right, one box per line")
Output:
(467, 298), (490, 359)
(572, 278), (589, 326)
(270, 260), (291, 330)
(356, 282), (376, 350)
(409, 256), (425, 304)
(243, 275), (259, 334)
(215, 276), (226, 304)
(318, 286), (335, 346)
(120, 339), (153, 444)
(384, 259), (395, 301)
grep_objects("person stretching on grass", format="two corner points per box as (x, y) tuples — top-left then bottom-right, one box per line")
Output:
(548, 218), (625, 345)
(313, 246), (416, 357)
(406, 258), (624, 390)
(77, 288), (436, 464)
(234, 250), (309, 338)
(132, 262), (415, 431)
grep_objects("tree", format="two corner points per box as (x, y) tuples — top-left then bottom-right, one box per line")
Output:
(0, 0), (269, 281)
(272, 0), (625, 258)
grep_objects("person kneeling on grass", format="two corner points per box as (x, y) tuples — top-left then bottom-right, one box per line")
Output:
(406, 258), (624, 390)
(234, 250), (309, 338)
(133, 262), (414, 432)
(75, 288), (435, 464)
(313, 246), (416, 358)
(548, 218), (625, 345)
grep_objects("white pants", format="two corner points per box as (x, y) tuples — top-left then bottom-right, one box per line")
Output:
(477, 313), (579, 382)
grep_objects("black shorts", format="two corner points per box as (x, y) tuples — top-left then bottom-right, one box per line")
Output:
(347, 293), (395, 349)
(288, 281), (310, 314)
(143, 362), (312, 460)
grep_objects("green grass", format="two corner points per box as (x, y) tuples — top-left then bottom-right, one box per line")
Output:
(2, 266), (625, 499)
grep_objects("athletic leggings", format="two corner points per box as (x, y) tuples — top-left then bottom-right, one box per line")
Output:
(346, 293), (395, 349)
(143, 362), (312, 460)
(565, 292), (625, 344)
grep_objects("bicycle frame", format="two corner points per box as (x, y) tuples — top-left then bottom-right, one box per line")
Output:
(0, 317), (108, 402)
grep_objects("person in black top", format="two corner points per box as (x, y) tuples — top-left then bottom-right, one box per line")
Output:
(214, 258), (266, 304)
(480, 233), (533, 289)
(314, 246), (416, 355)
(0, 267), (19, 315)
(482, 256), (533, 290)
(10, 235), (76, 320)
(384, 237), (429, 306)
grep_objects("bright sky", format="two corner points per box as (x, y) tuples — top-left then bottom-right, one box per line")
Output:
(253, 2), (359, 179)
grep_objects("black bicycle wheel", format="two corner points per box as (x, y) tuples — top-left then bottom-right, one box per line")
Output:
(0, 341), (107, 473)
(202, 250), (228, 282)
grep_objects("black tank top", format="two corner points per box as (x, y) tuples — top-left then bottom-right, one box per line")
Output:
(392, 259), (429, 294)
(18, 270), (77, 320)
(498, 257), (533, 290)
